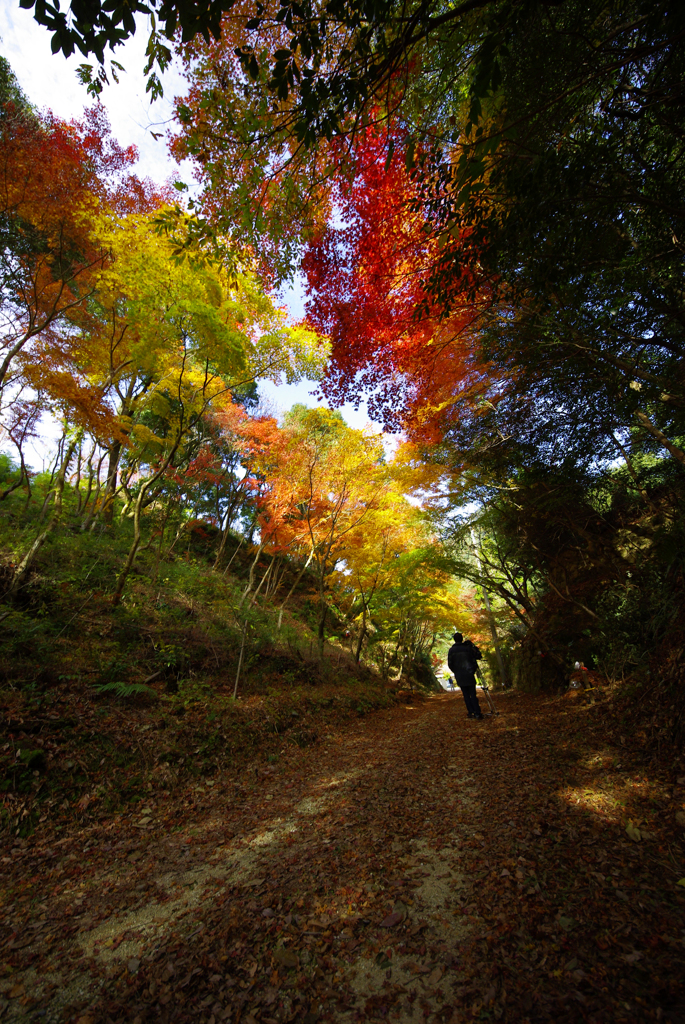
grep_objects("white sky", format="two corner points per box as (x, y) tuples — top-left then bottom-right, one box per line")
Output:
(0, 2), (188, 186)
(0, 3), (377, 452)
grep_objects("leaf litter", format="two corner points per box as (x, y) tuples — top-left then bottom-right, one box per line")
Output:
(1, 691), (684, 1022)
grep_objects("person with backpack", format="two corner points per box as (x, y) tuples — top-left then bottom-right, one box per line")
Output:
(447, 632), (484, 720)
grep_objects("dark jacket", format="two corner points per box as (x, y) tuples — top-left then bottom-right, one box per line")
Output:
(448, 640), (482, 686)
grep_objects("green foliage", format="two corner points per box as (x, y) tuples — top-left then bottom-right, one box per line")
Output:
(0, 607), (56, 661)
(17, 748), (46, 772)
(0, 459), (402, 698)
(154, 641), (185, 673)
(443, 450), (685, 691)
(95, 681), (158, 699)
(409, 650), (441, 693)
(0, 55), (33, 115)
(0, 453), (20, 484)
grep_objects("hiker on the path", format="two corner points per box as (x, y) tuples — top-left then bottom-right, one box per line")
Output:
(448, 632), (484, 720)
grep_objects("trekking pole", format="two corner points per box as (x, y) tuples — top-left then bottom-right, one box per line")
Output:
(475, 665), (499, 716)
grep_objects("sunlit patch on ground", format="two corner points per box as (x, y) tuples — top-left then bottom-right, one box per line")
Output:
(2, 691), (684, 1023)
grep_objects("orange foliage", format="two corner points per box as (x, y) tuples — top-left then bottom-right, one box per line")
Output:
(0, 99), (166, 414)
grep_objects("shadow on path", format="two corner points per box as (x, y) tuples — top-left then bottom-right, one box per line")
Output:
(2, 691), (684, 1023)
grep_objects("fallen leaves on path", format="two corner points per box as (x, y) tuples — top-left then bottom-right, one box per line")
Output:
(1, 692), (684, 1023)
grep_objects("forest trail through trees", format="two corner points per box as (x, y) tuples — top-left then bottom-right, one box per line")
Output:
(2, 692), (685, 1023)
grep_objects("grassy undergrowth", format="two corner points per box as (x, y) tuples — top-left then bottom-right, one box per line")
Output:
(0, 475), (362, 691)
(0, 480), (399, 837)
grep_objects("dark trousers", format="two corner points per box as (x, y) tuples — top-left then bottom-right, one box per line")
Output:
(459, 683), (483, 718)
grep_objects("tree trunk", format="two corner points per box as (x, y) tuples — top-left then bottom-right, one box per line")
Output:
(213, 499), (241, 569)
(112, 443), (182, 606)
(318, 600), (327, 661)
(75, 441), (95, 515)
(153, 516), (168, 582)
(266, 555), (284, 598)
(241, 543), (264, 603)
(101, 439), (122, 526)
(258, 554), (277, 601)
(72, 436), (84, 510)
(470, 528), (509, 688)
(355, 604), (367, 663)
(8, 440), (77, 598)
(213, 520), (232, 569)
(277, 545), (315, 630)
(37, 436), (65, 522)
(315, 555), (330, 660)
(247, 554), (273, 609)
(635, 410), (685, 467)
(80, 449), (107, 531)
(482, 585), (509, 688)
(111, 487), (145, 607)
(233, 618), (249, 699)
(223, 535), (244, 576)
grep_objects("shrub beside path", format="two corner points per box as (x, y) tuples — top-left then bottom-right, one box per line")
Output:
(1, 691), (684, 1023)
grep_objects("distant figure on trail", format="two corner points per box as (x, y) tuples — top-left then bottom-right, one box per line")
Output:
(448, 632), (484, 720)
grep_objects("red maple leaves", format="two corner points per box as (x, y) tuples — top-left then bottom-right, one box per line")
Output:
(302, 126), (488, 437)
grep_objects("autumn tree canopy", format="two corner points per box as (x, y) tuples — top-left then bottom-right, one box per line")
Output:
(163, 0), (684, 467)
(10, 0), (685, 689)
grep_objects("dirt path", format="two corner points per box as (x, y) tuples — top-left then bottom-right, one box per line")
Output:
(2, 691), (684, 1023)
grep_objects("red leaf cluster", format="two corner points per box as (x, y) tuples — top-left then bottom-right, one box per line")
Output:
(302, 126), (488, 436)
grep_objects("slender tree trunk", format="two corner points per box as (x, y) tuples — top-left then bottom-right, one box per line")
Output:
(38, 436), (65, 522)
(635, 410), (685, 467)
(38, 486), (54, 521)
(224, 539), (266, 699)
(318, 602), (327, 661)
(242, 543), (264, 602)
(213, 519), (231, 569)
(223, 535), (244, 576)
(166, 516), (186, 557)
(153, 515), (169, 582)
(213, 500), (241, 569)
(8, 440), (77, 597)
(112, 442), (183, 606)
(277, 545), (315, 630)
(2, 408), (38, 507)
(392, 631), (405, 682)
(75, 441), (96, 515)
(81, 450), (107, 531)
(112, 488), (146, 607)
(266, 555), (283, 598)
(355, 604), (367, 663)
(316, 552), (333, 660)
(248, 555), (272, 608)
(22, 454), (33, 512)
(233, 618), (248, 699)
(233, 536), (268, 702)
(71, 437), (83, 511)
(119, 478), (134, 518)
(152, 499), (175, 576)
(253, 554), (276, 603)
(101, 439), (122, 527)
(482, 585), (509, 688)
(470, 528), (509, 688)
